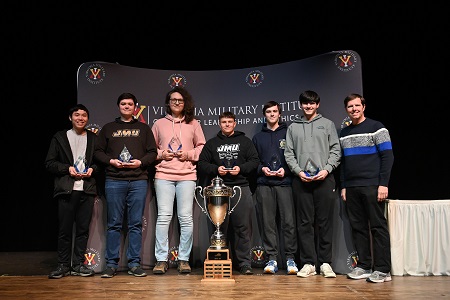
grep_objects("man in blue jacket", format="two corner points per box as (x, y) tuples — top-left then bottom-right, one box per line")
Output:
(252, 101), (298, 275)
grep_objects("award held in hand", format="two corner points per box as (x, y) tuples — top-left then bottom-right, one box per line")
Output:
(119, 145), (133, 163)
(269, 154), (281, 172)
(74, 155), (88, 174)
(168, 136), (182, 156)
(222, 159), (236, 171)
(304, 158), (319, 177)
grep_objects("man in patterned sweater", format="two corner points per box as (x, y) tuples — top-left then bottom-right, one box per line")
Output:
(339, 93), (394, 283)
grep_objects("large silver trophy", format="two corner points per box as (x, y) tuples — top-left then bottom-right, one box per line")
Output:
(194, 176), (241, 249)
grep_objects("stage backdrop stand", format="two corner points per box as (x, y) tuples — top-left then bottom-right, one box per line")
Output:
(85, 195), (107, 273)
(331, 194), (356, 274)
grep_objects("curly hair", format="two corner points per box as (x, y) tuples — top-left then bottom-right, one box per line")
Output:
(165, 86), (196, 123)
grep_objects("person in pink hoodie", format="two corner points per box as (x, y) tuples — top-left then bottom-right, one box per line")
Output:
(151, 86), (206, 274)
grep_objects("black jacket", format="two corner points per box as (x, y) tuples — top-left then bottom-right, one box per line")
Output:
(45, 129), (98, 198)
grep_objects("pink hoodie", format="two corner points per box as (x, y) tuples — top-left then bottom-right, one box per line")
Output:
(151, 114), (206, 181)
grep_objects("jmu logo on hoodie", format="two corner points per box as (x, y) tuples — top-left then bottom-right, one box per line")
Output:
(217, 143), (240, 160)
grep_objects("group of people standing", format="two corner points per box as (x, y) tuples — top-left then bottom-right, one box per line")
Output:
(45, 87), (394, 284)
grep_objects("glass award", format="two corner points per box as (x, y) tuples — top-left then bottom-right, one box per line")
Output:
(304, 158), (319, 177)
(74, 155), (88, 174)
(168, 136), (182, 155)
(222, 159), (235, 170)
(269, 154), (281, 172)
(119, 145), (133, 163)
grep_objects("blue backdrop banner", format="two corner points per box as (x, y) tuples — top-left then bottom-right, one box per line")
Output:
(78, 50), (362, 274)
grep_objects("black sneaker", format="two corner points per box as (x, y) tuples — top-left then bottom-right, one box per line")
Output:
(240, 265), (253, 275)
(101, 267), (117, 278)
(48, 264), (71, 279)
(128, 266), (147, 277)
(71, 264), (95, 277)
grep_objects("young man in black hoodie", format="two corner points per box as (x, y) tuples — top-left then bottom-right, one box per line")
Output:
(197, 111), (260, 275)
(252, 101), (298, 275)
(94, 92), (157, 278)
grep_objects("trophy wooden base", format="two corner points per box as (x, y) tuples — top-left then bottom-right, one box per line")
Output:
(201, 249), (235, 283)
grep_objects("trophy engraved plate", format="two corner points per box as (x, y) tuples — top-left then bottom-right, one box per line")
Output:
(207, 249), (230, 260)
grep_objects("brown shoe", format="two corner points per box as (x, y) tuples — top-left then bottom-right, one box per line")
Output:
(177, 260), (191, 274)
(153, 261), (168, 274)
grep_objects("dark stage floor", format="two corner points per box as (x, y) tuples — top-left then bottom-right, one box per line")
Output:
(0, 252), (58, 276)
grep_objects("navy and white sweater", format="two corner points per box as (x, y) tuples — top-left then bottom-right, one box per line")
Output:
(339, 117), (394, 188)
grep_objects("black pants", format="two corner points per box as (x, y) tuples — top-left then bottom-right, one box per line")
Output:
(255, 185), (297, 262)
(221, 186), (253, 268)
(345, 186), (391, 273)
(292, 175), (336, 267)
(56, 191), (94, 266)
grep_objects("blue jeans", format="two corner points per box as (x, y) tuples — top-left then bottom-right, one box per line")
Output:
(154, 179), (196, 262)
(104, 179), (148, 269)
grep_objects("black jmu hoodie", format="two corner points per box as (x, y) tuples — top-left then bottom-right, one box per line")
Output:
(198, 130), (259, 187)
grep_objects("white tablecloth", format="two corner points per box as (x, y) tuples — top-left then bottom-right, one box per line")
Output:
(387, 199), (450, 276)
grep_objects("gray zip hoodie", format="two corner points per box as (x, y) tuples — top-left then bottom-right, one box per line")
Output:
(284, 114), (341, 176)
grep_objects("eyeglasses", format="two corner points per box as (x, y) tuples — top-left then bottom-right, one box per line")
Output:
(170, 98), (184, 104)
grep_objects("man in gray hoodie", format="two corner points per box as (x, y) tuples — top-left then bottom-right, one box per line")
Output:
(284, 90), (341, 278)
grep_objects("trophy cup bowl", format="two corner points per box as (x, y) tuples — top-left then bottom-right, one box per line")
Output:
(194, 176), (241, 249)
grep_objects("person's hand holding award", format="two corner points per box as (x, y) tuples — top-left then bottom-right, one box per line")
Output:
(304, 158), (319, 178)
(74, 156), (88, 174)
(269, 154), (281, 174)
(168, 136), (182, 157)
(219, 158), (238, 176)
(222, 159), (235, 171)
(119, 144), (133, 166)
(73, 155), (90, 178)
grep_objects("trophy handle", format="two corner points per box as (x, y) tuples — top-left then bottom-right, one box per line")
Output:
(228, 186), (242, 215)
(194, 186), (208, 215)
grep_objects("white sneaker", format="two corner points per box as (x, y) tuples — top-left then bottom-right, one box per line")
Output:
(320, 263), (336, 278)
(297, 264), (316, 278)
(264, 260), (278, 274)
(347, 267), (372, 280)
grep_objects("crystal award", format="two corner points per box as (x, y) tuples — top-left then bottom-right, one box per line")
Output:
(304, 158), (319, 177)
(119, 145), (133, 163)
(74, 155), (88, 174)
(222, 159), (236, 170)
(269, 154), (281, 172)
(168, 136), (182, 155)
